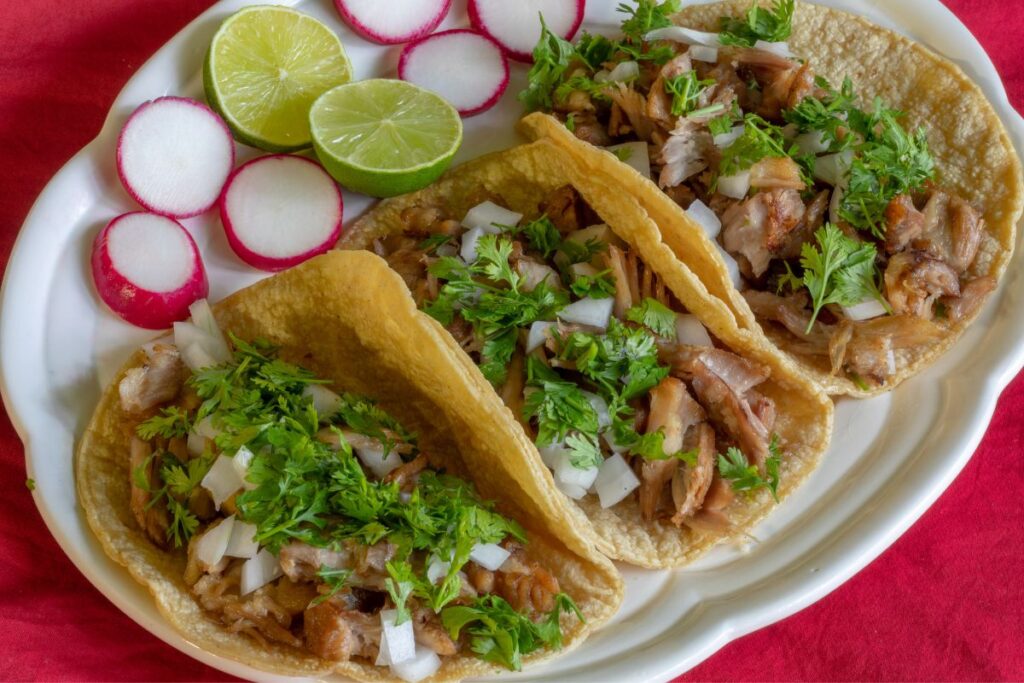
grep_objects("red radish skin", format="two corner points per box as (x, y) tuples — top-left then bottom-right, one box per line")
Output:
(92, 212), (208, 329)
(334, 0), (452, 45)
(220, 155), (343, 272)
(116, 96), (235, 219)
(469, 0), (585, 62)
(399, 30), (510, 117)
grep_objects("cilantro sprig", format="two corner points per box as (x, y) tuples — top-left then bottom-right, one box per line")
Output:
(718, 0), (795, 47)
(626, 298), (677, 339)
(664, 72), (717, 118)
(131, 451), (212, 547)
(717, 113), (811, 186)
(717, 435), (784, 501)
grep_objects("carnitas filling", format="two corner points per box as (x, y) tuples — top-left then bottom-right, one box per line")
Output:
(374, 184), (785, 532)
(119, 325), (580, 679)
(520, 0), (994, 389)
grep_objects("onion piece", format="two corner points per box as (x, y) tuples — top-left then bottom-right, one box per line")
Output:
(830, 182), (846, 225)
(690, 45), (719, 63)
(195, 516), (234, 567)
(186, 430), (208, 457)
(232, 446), (258, 491)
(713, 124), (744, 148)
(538, 442), (570, 469)
(469, 543), (511, 571)
(754, 40), (795, 58)
(564, 224), (614, 250)
(187, 299), (230, 360)
(685, 199), (722, 240)
(602, 431), (629, 455)
(716, 246), (743, 288)
(225, 520), (260, 559)
(462, 201), (522, 231)
(173, 321), (226, 371)
(390, 645), (442, 683)
(644, 26), (720, 47)
(201, 455), (243, 509)
(426, 555), (450, 584)
(676, 314), (714, 347)
(554, 451), (600, 490)
(240, 548), (282, 595)
(718, 171), (751, 200)
(526, 321), (556, 353)
(352, 440), (403, 479)
(842, 298), (888, 321)
(378, 609), (416, 666)
(814, 150), (854, 187)
(558, 297), (614, 329)
(594, 453), (640, 508)
(605, 141), (651, 178)
(556, 480), (588, 500)
(459, 224), (501, 263)
(193, 416), (219, 439)
(304, 384), (343, 420)
(795, 130), (829, 155)
(605, 60), (639, 82)
(581, 391), (611, 428)
(886, 348), (897, 375)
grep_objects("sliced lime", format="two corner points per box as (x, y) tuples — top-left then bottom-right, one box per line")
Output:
(204, 6), (352, 152)
(309, 79), (463, 198)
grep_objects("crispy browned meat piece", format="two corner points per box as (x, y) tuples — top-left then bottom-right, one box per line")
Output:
(494, 542), (561, 615)
(400, 206), (460, 238)
(671, 422), (716, 525)
(944, 276), (997, 323)
(743, 290), (833, 356)
(656, 118), (712, 189)
(775, 190), (829, 260)
(413, 608), (459, 656)
(465, 562), (495, 595)
(273, 578), (319, 616)
(722, 189), (805, 277)
(916, 192), (985, 274)
(304, 600), (381, 661)
(844, 333), (894, 386)
(691, 359), (770, 472)
(884, 194), (925, 254)
(606, 245), (635, 319)
(608, 83), (658, 142)
(129, 437), (170, 547)
(540, 185), (583, 234)
(639, 378), (687, 521)
(885, 251), (960, 319)
(383, 453), (428, 490)
(749, 157), (805, 192)
(279, 541), (353, 583)
(119, 343), (187, 415)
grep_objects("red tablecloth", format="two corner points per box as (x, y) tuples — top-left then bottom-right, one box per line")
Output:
(1, 1), (1022, 680)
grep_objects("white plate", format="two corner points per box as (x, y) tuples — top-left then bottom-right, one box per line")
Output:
(2, 1), (1022, 681)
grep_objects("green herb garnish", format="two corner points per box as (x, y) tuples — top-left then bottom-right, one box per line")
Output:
(718, 0), (795, 47)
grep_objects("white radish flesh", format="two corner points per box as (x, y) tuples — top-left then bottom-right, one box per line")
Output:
(220, 155), (343, 272)
(334, 0), (451, 44)
(240, 548), (283, 595)
(92, 212), (208, 330)
(558, 297), (614, 330)
(685, 199), (722, 240)
(117, 97), (234, 218)
(399, 30), (510, 117)
(606, 141), (651, 178)
(469, 0), (584, 62)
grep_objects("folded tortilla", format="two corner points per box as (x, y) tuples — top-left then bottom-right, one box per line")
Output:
(520, 0), (1024, 397)
(76, 251), (623, 680)
(342, 139), (833, 568)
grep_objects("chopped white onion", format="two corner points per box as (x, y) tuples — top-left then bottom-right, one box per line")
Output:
(187, 299), (230, 362)
(571, 262), (599, 279)
(303, 384), (342, 420)
(225, 520), (259, 559)
(690, 45), (719, 63)
(469, 543), (511, 571)
(781, 123), (799, 140)
(554, 452), (600, 490)
(594, 453), (641, 508)
(538, 442), (570, 469)
(462, 201), (522, 231)
(581, 391), (611, 429)
(435, 242), (458, 258)
(676, 314), (714, 347)
(186, 430), (208, 457)
(606, 60), (639, 82)
(195, 515), (234, 567)
(602, 431), (629, 455)
(378, 609), (416, 666)
(718, 171), (751, 200)
(173, 306), (230, 372)
(177, 339), (218, 372)
(829, 183), (846, 225)
(556, 480), (588, 500)
(517, 261), (560, 292)
(459, 226), (486, 263)
(685, 199), (722, 240)
(193, 416), (219, 439)
(353, 440), (403, 479)
(886, 348), (897, 375)
(390, 645), (442, 683)
(795, 130), (829, 155)
(605, 141), (651, 178)
(754, 40), (795, 58)
(716, 246), (743, 288)
(240, 547), (282, 595)
(201, 455), (244, 509)
(713, 124), (745, 148)
(558, 297), (614, 330)
(232, 446), (257, 491)
(644, 26), (721, 47)
(564, 224), (613, 251)
(814, 150), (854, 187)
(526, 321), (556, 353)
(842, 298), (888, 321)
(592, 68), (611, 83)
(426, 555), (450, 584)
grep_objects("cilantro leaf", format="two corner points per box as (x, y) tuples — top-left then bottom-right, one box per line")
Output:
(311, 566), (352, 606)
(717, 435), (783, 501)
(565, 432), (603, 469)
(664, 71), (716, 117)
(520, 16), (578, 112)
(718, 0), (795, 47)
(569, 270), (617, 299)
(717, 113), (808, 185)
(523, 374), (600, 447)
(385, 560), (418, 624)
(136, 406), (191, 440)
(520, 216), (562, 259)
(617, 0), (682, 42)
(626, 298), (678, 339)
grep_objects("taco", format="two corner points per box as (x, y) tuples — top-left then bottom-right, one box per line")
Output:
(76, 251), (622, 681)
(341, 139), (832, 568)
(518, 0), (1024, 397)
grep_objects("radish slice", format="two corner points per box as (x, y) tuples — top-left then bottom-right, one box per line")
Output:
(334, 0), (451, 45)
(117, 97), (234, 219)
(240, 548), (282, 595)
(399, 30), (510, 117)
(91, 212), (208, 330)
(220, 155), (343, 272)
(469, 0), (585, 62)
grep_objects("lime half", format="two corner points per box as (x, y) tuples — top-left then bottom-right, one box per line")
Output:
(310, 80), (463, 198)
(205, 6), (352, 152)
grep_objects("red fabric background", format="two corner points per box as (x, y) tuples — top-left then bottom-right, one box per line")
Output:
(1, 1), (1021, 680)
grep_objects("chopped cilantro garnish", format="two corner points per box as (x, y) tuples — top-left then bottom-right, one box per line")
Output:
(626, 298), (678, 339)
(523, 364), (600, 447)
(617, 0), (682, 42)
(519, 216), (563, 259)
(664, 71), (716, 117)
(418, 234), (453, 253)
(717, 113), (809, 185)
(137, 406), (192, 441)
(442, 593), (583, 671)
(25, 478), (35, 491)
(131, 450), (212, 547)
(310, 566), (351, 606)
(717, 435), (783, 501)
(570, 270), (617, 299)
(520, 16), (578, 111)
(718, 0), (795, 48)
(558, 238), (608, 266)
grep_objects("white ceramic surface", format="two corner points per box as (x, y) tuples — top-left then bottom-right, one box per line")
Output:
(2, 1), (1022, 681)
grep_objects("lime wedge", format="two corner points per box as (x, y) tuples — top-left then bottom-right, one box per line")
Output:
(204, 6), (352, 152)
(310, 79), (463, 198)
